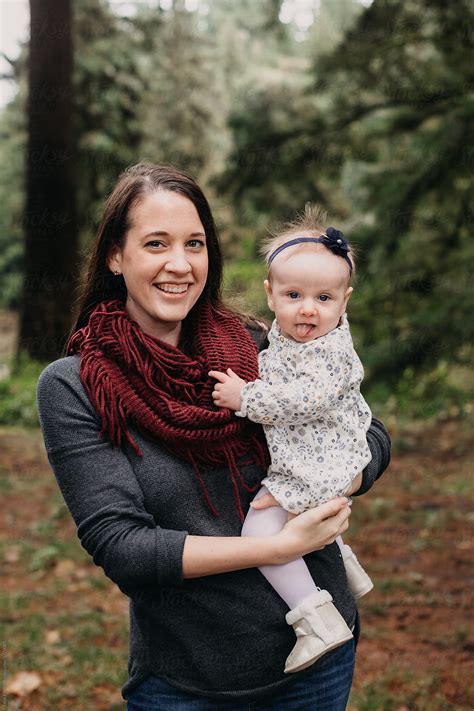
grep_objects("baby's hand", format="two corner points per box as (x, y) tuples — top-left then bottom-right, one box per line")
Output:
(209, 368), (246, 411)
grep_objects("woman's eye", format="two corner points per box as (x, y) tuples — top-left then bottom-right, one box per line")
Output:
(146, 240), (164, 248)
(187, 239), (205, 248)
(318, 294), (330, 302)
(288, 292), (300, 299)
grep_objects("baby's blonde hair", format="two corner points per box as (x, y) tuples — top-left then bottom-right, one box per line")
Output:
(260, 204), (356, 280)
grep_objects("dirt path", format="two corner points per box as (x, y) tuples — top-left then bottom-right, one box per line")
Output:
(1, 415), (473, 710)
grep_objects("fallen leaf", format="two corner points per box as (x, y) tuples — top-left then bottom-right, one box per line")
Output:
(4, 546), (21, 563)
(45, 629), (61, 644)
(62, 684), (78, 698)
(6, 671), (41, 697)
(74, 567), (89, 580)
(54, 559), (76, 577)
(67, 580), (91, 593)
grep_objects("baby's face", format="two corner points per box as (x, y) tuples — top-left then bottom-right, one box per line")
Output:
(265, 247), (352, 343)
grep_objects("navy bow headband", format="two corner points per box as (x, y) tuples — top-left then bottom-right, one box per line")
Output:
(267, 227), (353, 275)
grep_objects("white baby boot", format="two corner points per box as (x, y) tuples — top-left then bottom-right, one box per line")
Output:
(284, 589), (353, 674)
(340, 543), (374, 599)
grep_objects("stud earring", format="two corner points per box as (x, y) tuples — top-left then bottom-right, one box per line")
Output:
(113, 270), (120, 276)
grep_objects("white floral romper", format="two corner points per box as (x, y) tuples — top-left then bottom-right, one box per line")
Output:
(237, 315), (372, 513)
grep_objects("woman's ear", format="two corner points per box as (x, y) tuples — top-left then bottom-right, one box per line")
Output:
(263, 279), (275, 312)
(107, 246), (122, 274)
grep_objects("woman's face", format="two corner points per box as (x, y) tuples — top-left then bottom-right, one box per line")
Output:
(107, 190), (209, 345)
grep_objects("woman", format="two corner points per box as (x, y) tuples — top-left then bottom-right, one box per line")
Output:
(37, 163), (391, 710)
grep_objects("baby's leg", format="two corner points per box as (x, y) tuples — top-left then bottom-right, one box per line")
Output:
(241, 486), (319, 610)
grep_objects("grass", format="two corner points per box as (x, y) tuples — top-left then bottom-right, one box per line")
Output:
(349, 667), (466, 711)
(0, 354), (47, 427)
(2, 413), (474, 709)
(1, 428), (128, 709)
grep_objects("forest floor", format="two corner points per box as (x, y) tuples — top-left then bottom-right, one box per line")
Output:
(1, 416), (473, 711)
(0, 303), (473, 710)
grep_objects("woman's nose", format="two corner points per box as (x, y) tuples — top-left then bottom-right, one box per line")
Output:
(165, 249), (192, 274)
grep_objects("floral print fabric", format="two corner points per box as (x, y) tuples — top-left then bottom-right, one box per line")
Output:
(237, 315), (372, 513)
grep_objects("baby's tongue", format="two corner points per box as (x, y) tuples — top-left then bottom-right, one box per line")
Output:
(296, 324), (313, 338)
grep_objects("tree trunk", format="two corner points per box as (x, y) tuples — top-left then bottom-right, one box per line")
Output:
(18, 0), (78, 361)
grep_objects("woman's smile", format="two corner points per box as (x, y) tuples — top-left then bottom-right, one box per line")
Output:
(154, 282), (192, 295)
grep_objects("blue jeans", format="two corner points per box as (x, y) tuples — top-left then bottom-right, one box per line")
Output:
(125, 637), (356, 711)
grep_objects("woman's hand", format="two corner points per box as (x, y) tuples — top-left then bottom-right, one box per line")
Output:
(183, 496), (351, 578)
(209, 368), (246, 411)
(272, 497), (351, 565)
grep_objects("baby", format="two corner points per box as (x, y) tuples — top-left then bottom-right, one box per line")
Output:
(210, 207), (373, 674)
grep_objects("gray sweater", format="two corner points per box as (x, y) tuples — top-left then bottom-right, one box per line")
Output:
(36, 350), (391, 702)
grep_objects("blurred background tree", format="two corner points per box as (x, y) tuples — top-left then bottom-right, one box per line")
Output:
(73, 0), (147, 235)
(220, 0), (474, 413)
(0, 0), (472, 417)
(18, 0), (77, 361)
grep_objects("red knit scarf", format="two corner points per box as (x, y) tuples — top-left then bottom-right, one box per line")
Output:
(66, 298), (269, 521)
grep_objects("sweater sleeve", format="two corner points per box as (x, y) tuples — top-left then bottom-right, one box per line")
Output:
(36, 358), (188, 596)
(354, 416), (392, 496)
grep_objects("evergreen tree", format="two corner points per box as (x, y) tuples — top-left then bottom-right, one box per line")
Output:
(137, 1), (222, 181)
(220, 0), (474, 391)
(0, 93), (26, 308)
(18, 0), (78, 360)
(73, 0), (149, 239)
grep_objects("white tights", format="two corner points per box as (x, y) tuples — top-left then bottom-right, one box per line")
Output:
(241, 485), (344, 610)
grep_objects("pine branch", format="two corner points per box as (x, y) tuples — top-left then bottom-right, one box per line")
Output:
(0, 51), (16, 68)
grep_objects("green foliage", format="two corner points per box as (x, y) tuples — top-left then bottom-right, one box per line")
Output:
(325, 0), (474, 382)
(0, 96), (27, 309)
(364, 359), (474, 421)
(136, 4), (222, 178)
(0, 355), (46, 427)
(224, 259), (268, 318)
(350, 668), (463, 711)
(0, 0), (472, 417)
(220, 0), (474, 405)
(73, 0), (151, 240)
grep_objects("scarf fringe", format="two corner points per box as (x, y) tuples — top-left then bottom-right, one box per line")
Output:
(67, 299), (270, 519)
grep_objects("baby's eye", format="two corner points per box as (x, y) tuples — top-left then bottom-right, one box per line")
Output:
(318, 294), (330, 302)
(288, 292), (300, 299)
